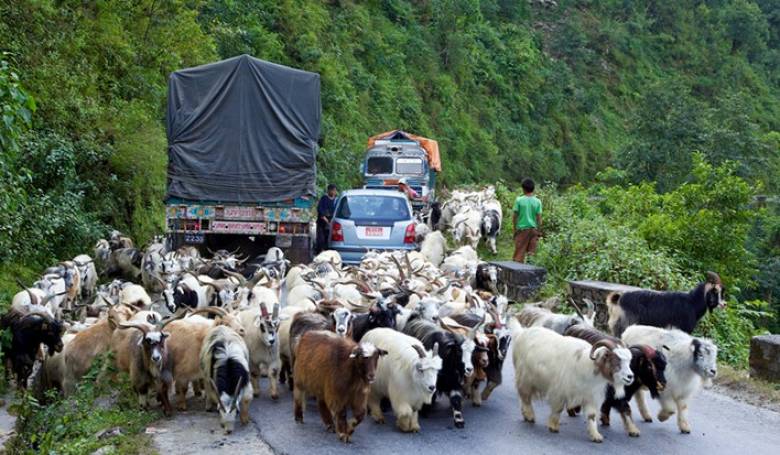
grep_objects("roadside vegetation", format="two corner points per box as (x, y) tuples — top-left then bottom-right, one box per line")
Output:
(0, 0), (778, 450)
(6, 356), (158, 454)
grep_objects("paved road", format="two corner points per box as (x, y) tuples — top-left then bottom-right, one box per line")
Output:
(241, 351), (780, 455)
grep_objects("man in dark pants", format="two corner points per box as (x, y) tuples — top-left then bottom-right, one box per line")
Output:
(316, 184), (338, 253)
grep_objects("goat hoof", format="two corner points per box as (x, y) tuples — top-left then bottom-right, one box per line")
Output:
(680, 425), (691, 434)
(658, 411), (674, 422)
(454, 420), (465, 429)
(629, 431), (640, 437)
(472, 402), (481, 408)
(271, 394), (279, 401)
(548, 426), (559, 433)
(591, 434), (604, 443)
(643, 417), (653, 423)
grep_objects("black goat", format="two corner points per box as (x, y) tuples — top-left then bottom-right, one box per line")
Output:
(1, 313), (64, 388)
(600, 345), (667, 436)
(351, 301), (400, 342)
(429, 202), (442, 231)
(607, 271), (725, 336)
(403, 317), (469, 428)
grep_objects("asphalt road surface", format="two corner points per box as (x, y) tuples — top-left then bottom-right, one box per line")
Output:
(240, 350), (780, 455)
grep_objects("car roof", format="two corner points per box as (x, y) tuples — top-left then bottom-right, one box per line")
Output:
(339, 189), (406, 198)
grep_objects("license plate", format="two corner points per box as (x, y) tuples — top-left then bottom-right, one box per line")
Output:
(275, 235), (293, 248)
(365, 227), (384, 237)
(184, 233), (205, 244)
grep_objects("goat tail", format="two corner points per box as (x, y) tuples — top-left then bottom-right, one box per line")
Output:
(606, 292), (621, 306)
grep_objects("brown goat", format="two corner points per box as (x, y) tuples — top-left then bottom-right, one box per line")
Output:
(293, 331), (387, 443)
(61, 304), (137, 395)
(165, 307), (246, 411)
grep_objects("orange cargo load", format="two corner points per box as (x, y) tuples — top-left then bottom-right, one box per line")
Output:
(367, 130), (441, 172)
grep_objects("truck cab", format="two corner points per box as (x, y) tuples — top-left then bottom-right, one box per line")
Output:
(362, 131), (439, 213)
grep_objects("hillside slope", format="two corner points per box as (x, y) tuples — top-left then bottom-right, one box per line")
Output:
(0, 0), (777, 256)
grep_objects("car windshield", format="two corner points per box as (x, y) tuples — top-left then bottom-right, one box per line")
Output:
(336, 195), (410, 222)
(366, 157), (394, 175)
(396, 157), (423, 175)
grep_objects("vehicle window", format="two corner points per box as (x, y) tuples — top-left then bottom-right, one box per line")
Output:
(396, 158), (423, 175)
(336, 196), (410, 222)
(366, 157), (394, 175)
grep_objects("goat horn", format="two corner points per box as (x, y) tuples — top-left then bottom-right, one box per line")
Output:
(118, 321), (150, 335)
(404, 253), (413, 275)
(568, 297), (586, 319)
(190, 306), (228, 318)
(272, 303), (279, 320)
(411, 344), (426, 359)
(390, 256), (406, 281)
(219, 268), (247, 287)
(705, 271), (721, 285)
(589, 339), (615, 360)
(159, 308), (188, 330)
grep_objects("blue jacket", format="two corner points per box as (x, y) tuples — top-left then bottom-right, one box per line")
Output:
(317, 195), (336, 223)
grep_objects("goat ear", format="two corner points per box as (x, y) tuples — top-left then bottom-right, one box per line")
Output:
(378, 348), (388, 356)
(162, 332), (170, 339)
(349, 347), (360, 359)
(662, 345), (671, 351)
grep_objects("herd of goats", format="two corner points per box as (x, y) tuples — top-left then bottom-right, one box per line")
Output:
(1, 186), (727, 444)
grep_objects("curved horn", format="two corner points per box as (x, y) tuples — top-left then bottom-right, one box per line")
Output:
(219, 267), (247, 287)
(118, 322), (150, 336)
(411, 344), (426, 359)
(589, 339), (616, 360)
(190, 306), (228, 318)
(272, 302), (279, 320)
(159, 308), (188, 330)
(639, 344), (657, 359)
(390, 256), (406, 281)
(705, 271), (721, 285)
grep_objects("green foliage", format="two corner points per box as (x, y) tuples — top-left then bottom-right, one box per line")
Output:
(8, 354), (158, 455)
(697, 299), (771, 367)
(0, 56), (35, 153)
(600, 155), (758, 289)
(529, 185), (693, 291)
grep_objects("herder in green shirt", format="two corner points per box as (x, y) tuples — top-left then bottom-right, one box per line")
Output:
(512, 178), (542, 263)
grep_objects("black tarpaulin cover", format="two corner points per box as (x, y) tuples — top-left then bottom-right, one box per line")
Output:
(166, 55), (320, 203)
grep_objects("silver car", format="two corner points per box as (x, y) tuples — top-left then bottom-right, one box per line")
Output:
(328, 189), (417, 264)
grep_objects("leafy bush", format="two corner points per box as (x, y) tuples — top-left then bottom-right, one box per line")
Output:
(8, 355), (157, 455)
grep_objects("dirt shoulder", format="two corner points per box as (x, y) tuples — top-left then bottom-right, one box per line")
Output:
(712, 365), (780, 414)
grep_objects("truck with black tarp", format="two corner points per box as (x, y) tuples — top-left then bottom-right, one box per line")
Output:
(165, 55), (320, 263)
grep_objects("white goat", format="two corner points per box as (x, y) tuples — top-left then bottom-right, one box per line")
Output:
(621, 325), (718, 434)
(239, 302), (283, 400)
(511, 324), (634, 442)
(420, 231), (447, 267)
(362, 328), (442, 433)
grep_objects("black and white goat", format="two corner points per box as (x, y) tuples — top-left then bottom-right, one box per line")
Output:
(480, 201), (502, 254)
(607, 271), (725, 337)
(402, 317), (476, 428)
(200, 325), (254, 435)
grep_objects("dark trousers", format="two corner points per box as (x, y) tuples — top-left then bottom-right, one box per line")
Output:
(316, 220), (330, 253)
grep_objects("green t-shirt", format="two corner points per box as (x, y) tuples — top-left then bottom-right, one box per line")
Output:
(513, 195), (542, 230)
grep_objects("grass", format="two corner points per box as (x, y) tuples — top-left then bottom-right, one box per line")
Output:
(6, 355), (159, 455)
(713, 364), (780, 411)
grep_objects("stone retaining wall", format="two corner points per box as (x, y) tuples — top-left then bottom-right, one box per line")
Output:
(490, 261), (546, 302)
(567, 280), (643, 332)
(750, 335), (780, 382)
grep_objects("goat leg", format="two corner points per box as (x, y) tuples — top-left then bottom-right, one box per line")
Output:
(481, 380), (499, 401)
(336, 408), (350, 443)
(620, 406), (640, 437)
(634, 389), (653, 422)
(317, 399), (335, 431)
(676, 399), (691, 434)
(268, 364), (280, 400)
(293, 388), (305, 423)
(449, 390), (465, 428)
(585, 404), (604, 443)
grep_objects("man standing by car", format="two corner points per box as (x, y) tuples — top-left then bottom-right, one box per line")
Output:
(512, 178), (542, 263)
(316, 184), (338, 253)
